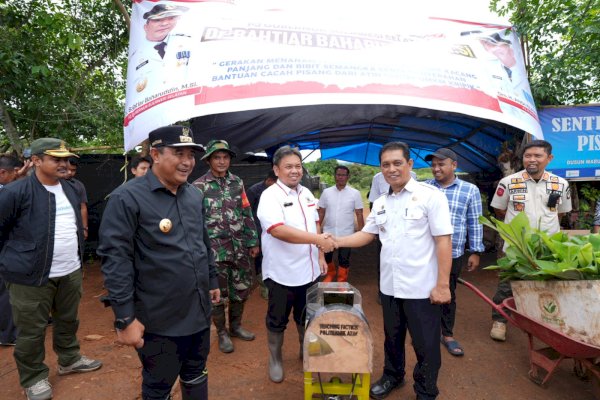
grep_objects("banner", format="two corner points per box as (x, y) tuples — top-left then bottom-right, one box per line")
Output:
(540, 105), (600, 179)
(124, 0), (541, 151)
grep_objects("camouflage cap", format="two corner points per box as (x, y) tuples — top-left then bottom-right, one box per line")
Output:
(30, 138), (78, 158)
(202, 140), (236, 160)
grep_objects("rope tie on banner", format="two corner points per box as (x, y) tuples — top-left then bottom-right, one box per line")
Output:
(120, 153), (130, 185)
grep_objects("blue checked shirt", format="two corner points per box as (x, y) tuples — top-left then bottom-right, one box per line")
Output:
(426, 177), (485, 258)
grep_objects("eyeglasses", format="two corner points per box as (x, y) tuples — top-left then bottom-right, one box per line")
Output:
(335, 174), (349, 177)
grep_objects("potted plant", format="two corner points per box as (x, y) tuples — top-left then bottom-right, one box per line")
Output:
(479, 212), (600, 347)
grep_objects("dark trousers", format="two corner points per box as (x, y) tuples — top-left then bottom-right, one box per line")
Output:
(441, 254), (467, 337)
(381, 294), (441, 400)
(0, 276), (17, 344)
(324, 247), (352, 268)
(492, 280), (513, 323)
(8, 269), (83, 387)
(264, 279), (315, 332)
(137, 328), (210, 400)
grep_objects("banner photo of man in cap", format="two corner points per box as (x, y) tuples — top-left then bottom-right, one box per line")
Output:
(460, 28), (536, 127)
(125, 2), (200, 134)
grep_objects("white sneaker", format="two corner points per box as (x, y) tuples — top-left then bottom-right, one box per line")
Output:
(25, 378), (52, 400)
(58, 355), (102, 375)
(490, 321), (507, 341)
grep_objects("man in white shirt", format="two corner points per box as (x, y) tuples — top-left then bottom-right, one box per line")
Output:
(336, 142), (452, 400)
(368, 169), (417, 302)
(319, 165), (364, 282)
(257, 146), (334, 383)
(0, 138), (101, 400)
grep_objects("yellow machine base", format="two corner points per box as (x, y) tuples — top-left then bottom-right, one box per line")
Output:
(304, 372), (370, 399)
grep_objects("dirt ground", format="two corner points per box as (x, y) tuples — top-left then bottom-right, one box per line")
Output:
(1, 243), (598, 400)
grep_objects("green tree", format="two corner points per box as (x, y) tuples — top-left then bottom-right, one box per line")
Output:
(0, 0), (130, 154)
(491, 0), (600, 105)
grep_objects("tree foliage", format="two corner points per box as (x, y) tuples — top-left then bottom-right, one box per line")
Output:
(305, 158), (433, 195)
(0, 0), (130, 154)
(491, 0), (600, 105)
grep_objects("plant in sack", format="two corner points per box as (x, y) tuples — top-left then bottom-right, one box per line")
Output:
(479, 212), (600, 281)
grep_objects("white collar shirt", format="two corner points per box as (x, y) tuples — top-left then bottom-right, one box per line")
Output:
(368, 172), (390, 203)
(257, 180), (320, 286)
(319, 185), (363, 236)
(363, 179), (453, 298)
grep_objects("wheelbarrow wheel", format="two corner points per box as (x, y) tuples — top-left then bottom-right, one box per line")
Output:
(574, 360), (590, 381)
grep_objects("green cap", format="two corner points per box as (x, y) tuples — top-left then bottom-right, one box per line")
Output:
(30, 138), (78, 158)
(202, 139), (236, 160)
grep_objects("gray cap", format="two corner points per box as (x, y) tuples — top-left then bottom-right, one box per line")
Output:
(424, 148), (458, 162)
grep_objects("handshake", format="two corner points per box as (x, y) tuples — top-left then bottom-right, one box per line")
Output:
(315, 233), (338, 253)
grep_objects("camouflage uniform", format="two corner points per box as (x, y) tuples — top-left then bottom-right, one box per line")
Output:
(193, 170), (258, 303)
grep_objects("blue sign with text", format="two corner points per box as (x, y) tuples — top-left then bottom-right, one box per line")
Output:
(539, 105), (600, 179)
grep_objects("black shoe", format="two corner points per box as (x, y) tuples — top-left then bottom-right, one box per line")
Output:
(369, 375), (404, 399)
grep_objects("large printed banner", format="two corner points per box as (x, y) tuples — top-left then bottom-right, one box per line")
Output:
(540, 105), (600, 179)
(124, 0), (541, 151)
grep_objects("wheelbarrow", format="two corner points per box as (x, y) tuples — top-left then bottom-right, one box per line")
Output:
(458, 278), (600, 392)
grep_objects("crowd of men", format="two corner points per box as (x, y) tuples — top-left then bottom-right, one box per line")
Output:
(0, 131), (573, 400)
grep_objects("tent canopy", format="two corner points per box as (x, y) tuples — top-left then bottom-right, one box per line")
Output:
(192, 103), (522, 173)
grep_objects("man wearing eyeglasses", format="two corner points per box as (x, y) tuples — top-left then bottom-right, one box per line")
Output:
(318, 165), (364, 282)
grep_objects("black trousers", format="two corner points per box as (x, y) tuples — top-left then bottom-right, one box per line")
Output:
(324, 247), (352, 268)
(264, 279), (315, 332)
(381, 294), (441, 400)
(137, 328), (210, 400)
(441, 254), (467, 337)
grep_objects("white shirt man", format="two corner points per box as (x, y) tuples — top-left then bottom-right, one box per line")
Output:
(336, 142), (452, 400)
(318, 166), (364, 282)
(256, 146), (332, 384)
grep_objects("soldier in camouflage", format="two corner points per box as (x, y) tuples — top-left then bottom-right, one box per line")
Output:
(193, 140), (260, 353)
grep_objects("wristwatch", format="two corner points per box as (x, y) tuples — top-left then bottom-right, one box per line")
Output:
(114, 317), (133, 331)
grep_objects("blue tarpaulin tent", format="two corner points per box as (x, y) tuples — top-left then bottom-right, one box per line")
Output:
(192, 103), (525, 173)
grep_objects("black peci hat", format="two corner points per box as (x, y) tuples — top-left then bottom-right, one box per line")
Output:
(149, 126), (204, 149)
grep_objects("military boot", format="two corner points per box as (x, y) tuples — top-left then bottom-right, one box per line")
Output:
(229, 301), (256, 341)
(296, 323), (305, 360)
(212, 304), (234, 353)
(267, 330), (284, 383)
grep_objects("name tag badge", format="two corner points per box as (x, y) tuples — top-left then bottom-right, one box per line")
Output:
(283, 201), (293, 207)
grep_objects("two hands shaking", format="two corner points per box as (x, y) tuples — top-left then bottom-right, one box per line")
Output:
(315, 232), (338, 253)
